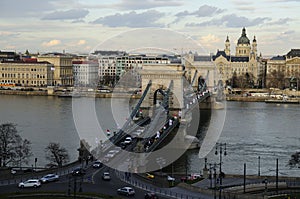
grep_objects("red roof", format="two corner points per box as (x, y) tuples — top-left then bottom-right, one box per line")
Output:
(22, 58), (37, 63)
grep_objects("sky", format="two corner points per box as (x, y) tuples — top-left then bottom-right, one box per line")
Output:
(0, 0), (299, 56)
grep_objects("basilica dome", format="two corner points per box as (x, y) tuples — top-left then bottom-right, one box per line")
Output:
(237, 27), (250, 45)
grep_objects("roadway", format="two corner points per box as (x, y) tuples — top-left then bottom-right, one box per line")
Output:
(0, 164), (175, 199)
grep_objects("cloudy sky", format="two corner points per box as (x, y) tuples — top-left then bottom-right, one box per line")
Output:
(0, 0), (299, 56)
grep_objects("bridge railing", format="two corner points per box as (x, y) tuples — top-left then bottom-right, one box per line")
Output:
(145, 117), (179, 153)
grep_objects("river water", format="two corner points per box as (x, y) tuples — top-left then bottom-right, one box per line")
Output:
(0, 95), (299, 177)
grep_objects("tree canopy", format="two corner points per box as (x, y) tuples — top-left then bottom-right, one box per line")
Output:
(0, 123), (32, 167)
(288, 152), (300, 168)
(45, 142), (69, 168)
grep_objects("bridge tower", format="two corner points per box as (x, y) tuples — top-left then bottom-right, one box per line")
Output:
(139, 63), (185, 116)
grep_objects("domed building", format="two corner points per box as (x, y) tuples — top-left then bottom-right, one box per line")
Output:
(213, 27), (260, 87)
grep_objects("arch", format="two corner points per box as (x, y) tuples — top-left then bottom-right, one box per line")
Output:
(198, 76), (207, 92)
(153, 88), (166, 105)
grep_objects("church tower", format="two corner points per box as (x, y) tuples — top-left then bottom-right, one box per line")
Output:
(225, 36), (230, 56)
(252, 36), (257, 56)
(235, 27), (251, 57)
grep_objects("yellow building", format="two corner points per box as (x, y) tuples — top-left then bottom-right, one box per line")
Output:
(266, 49), (300, 89)
(37, 53), (73, 86)
(0, 60), (53, 87)
(213, 27), (259, 86)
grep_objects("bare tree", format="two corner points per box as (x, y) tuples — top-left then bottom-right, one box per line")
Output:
(0, 123), (32, 167)
(288, 152), (300, 168)
(267, 70), (286, 89)
(13, 137), (32, 168)
(45, 142), (69, 168)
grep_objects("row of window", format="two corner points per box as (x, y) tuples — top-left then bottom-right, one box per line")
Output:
(1, 67), (47, 72)
(1, 73), (47, 79)
(1, 80), (47, 85)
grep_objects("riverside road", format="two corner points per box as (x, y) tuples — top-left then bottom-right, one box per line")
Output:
(0, 163), (214, 199)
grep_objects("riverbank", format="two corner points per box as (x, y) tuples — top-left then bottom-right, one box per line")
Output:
(0, 89), (140, 99)
(1, 88), (300, 104)
(226, 95), (300, 103)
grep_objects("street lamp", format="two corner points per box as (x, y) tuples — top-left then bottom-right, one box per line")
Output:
(215, 142), (227, 199)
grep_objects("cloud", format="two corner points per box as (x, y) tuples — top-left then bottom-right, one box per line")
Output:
(81, 0), (183, 10)
(186, 14), (270, 28)
(199, 34), (221, 51)
(42, 9), (89, 20)
(92, 10), (165, 28)
(0, 31), (19, 37)
(266, 18), (291, 25)
(200, 34), (221, 44)
(176, 5), (225, 17)
(265, 0), (300, 2)
(77, 40), (86, 45)
(0, 0), (76, 18)
(42, 39), (61, 47)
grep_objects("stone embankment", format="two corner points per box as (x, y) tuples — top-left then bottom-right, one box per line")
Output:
(0, 89), (141, 98)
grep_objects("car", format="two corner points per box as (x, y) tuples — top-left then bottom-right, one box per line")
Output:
(145, 192), (159, 199)
(146, 173), (154, 179)
(40, 174), (59, 183)
(105, 150), (117, 158)
(102, 172), (111, 180)
(117, 186), (135, 196)
(167, 176), (175, 182)
(110, 147), (121, 154)
(18, 179), (41, 188)
(71, 167), (86, 176)
(11, 169), (17, 175)
(123, 137), (132, 145)
(92, 160), (103, 168)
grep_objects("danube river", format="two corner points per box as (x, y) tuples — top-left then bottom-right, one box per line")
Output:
(0, 95), (299, 177)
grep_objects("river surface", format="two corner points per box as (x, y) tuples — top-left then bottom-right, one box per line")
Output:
(0, 95), (299, 176)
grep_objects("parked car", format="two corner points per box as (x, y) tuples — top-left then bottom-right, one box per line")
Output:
(71, 167), (86, 176)
(92, 160), (103, 168)
(11, 169), (17, 175)
(117, 186), (135, 196)
(123, 137), (132, 145)
(18, 179), (41, 188)
(102, 172), (111, 181)
(40, 174), (59, 183)
(145, 192), (159, 199)
(167, 176), (175, 182)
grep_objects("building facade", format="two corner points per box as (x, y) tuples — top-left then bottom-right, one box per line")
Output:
(213, 28), (260, 87)
(73, 61), (98, 87)
(266, 49), (300, 89)
(97, 53), (172, 87)
(0, 60), (54, 87)
(37, 53), (73, 86)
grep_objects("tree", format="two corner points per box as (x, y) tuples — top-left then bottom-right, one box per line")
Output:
(267, 70), (286, 89)
(45, 142), (69, 168)
(13, 137), (32, 168)
(0, 123), (32, 167)
(227, 72), (255, 89)
(288, 152), (300, 168)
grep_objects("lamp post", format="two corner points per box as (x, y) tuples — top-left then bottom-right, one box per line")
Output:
(258, 156), (261, 176)
(215, 142), (227, 199)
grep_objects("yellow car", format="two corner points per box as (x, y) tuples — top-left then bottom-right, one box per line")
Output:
(146, 173), (154, 179)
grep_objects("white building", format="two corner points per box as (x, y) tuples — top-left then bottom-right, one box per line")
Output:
(73, 61), (98, 87)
